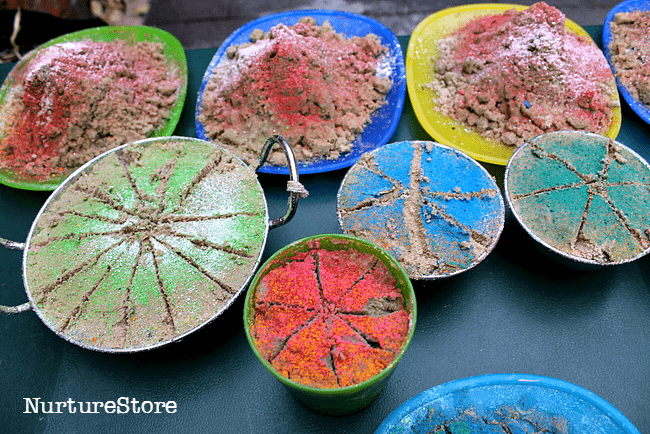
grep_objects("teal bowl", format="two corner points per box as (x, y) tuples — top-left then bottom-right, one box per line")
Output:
(504, 131), (650, 267)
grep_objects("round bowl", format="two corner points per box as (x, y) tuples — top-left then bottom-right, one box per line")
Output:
(243, 234), (416, 415)
(375, 373), (641, 434)
(0, 25), (188, 191)
(337, 140), (505, 280)
(2, 135), (305, 352)
(504, 130), (650, 267)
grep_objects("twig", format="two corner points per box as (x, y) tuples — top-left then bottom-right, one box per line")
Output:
(10, 8), (22, 60)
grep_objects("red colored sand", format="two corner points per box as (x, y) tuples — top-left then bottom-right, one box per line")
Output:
(198, 18), (392, 165)
(429, 2), (618, 147)
(0, 39), (181, 180)
(251, 247), (410, 389)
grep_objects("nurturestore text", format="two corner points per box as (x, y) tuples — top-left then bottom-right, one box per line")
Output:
(24, 397), (177, 414)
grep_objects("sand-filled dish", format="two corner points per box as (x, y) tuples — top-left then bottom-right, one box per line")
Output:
(400, 405), (570, 433)
(505, 130), (650, 266)
(603, 0), (650, 125)
(374, 374), (642, 434)
(407, 2), (621, 166)
(0, 26), (187, 191)
(244, 234), (416, 415)
(337, 140), (505, 279)
(1, 135), (305, 352)
(608, 10), (650, 104)
(196, 10), (406, 175)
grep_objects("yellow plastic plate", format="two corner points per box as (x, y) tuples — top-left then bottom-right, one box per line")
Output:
(0, 25), (188, 191)
(406, 3), (622, 166)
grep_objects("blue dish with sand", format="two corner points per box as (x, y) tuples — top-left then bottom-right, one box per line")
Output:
(195, 9), (406, 175)
(337, 140), (505, 280)
(374, 373), (641, 434)
(603, 0), (650, 127)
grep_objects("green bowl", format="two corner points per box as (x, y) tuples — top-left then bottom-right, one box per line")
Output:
(243, 234), (417, 416)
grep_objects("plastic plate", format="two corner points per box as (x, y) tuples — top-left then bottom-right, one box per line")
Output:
(603, 0), (650, 126)
(374, 373), (641, 434)
(195, 9), (406, 175)
(0, 25), (188, 191)
(406, 3), (622, 166)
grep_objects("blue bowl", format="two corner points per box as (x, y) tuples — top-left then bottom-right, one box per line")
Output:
(374, 373), (641, 434)
(603, 0), (650, 126)
(195, 9), (406, 175)
(337, 140), (505, 280)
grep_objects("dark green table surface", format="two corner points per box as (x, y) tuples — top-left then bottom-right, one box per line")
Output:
(1, 28), (649, 434)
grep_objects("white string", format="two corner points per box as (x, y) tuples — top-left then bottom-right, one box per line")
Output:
(286, 180), (309, 198)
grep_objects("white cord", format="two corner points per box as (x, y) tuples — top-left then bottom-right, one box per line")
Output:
(286, 180), (309, 198)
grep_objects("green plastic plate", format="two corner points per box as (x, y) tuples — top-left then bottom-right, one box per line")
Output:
(0, 25), (188, 191)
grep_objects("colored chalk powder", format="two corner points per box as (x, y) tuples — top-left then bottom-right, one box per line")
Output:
(505, 131), (650, 265)
(336, 140), (505, 279)
(249, 237), (413, 389)
(24, 137), (268, 352)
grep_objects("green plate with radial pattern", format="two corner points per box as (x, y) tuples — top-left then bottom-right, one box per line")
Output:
(23, 137), (268, 352)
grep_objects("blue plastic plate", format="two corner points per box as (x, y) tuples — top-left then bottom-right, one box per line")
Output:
(195, 10), (406, 175)
(374, 373), (641, 434)
(603, 0), (650, 126)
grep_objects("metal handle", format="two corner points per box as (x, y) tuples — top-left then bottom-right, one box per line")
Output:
(254, 135), (309, 229)
(0, 237), (31, 314)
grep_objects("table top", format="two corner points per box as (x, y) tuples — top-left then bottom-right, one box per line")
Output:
(1, 28), (649, 434)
